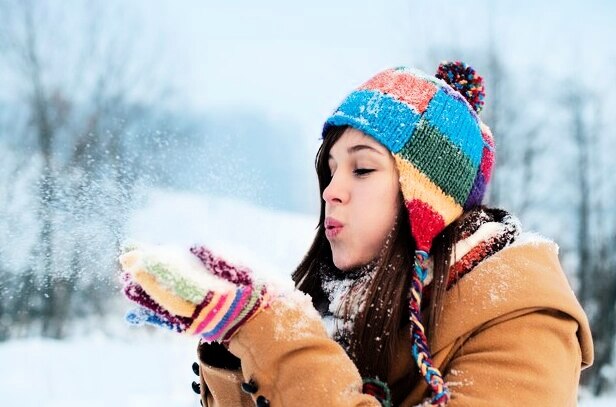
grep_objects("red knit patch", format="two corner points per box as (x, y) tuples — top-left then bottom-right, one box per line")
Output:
(359, 69), (438, 114)
(406, 199), (445, 252)
(363, 383), (385, 399)
(481, 125), (495, 148)
(480, 126), (495, 182)
(447, 243), (491, 287)
(480, 146), (494, 183)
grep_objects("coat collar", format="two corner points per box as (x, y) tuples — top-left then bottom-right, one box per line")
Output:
(424, 207), (521, 294)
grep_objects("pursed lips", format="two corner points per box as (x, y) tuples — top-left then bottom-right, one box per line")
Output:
(325, 217), (344, 238)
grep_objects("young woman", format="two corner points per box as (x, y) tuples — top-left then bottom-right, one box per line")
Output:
(120, 62), (594, 406)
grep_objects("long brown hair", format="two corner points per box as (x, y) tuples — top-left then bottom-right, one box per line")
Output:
(292, 125), (462, 381)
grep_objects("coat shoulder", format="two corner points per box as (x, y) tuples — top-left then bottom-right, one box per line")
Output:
(433, 233), (593, 368)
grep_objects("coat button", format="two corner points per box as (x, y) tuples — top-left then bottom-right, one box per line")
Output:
(192, 362), (200, 376)
(191, 381), (200, 394)
(256, 395), (270, 406)
(241, 379), (258, 394)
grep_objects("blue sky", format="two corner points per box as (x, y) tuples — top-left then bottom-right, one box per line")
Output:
(1, 0), (613, 215)
(132, 0), (615, 144)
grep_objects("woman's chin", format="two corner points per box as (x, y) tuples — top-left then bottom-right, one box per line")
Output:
(332, 255), (363, 272)
(332, 257), (353, 272)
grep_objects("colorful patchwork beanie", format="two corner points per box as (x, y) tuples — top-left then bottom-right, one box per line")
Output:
(322, 61), (495, 406)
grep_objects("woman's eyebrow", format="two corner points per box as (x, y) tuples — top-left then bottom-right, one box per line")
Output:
(328, 144), (383, 159)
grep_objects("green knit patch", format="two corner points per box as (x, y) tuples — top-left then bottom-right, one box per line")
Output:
(398, 118), (476, 205)
(145, 261), (205, 304)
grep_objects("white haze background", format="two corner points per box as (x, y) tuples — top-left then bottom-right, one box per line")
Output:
(1, 0), (614, 405)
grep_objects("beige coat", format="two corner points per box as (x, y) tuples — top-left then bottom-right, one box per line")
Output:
(197, 240), (594, 406)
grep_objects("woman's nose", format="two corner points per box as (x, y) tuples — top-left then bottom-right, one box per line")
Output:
(322, 171), (349, 204)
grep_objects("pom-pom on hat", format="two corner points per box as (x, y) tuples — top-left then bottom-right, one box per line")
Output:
(321, 61), (495, 406)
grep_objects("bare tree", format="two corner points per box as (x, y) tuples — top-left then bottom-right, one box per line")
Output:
(581, 91), (616, 394)
(0, 0), (172, 338)
(561, 85), (594, 307)
(591, 231), (616, 395)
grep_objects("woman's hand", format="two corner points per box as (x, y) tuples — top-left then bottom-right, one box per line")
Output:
(118, 243), (271, 343)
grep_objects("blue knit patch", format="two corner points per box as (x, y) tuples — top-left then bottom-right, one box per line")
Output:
(325, 89), (420, 153)
(126, 307), (179, 332)
(422, 88), (483, 166)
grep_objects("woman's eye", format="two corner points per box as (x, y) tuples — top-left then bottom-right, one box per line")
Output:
(353, 168), (375, 176)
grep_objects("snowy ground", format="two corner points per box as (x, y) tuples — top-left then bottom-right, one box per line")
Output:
(1, 188), (613, 406)
(0, 333), (613, 407)
(0, 333), (199, 407)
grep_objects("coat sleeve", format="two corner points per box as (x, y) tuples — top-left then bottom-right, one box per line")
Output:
(198, 363), (255, 407)
(443, 308), (584, 407)
(227, 296), (382, 406)
(197, 341), (254, 406)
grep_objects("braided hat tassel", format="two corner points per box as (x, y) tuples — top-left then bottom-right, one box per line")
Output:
(410, 250), (450, 406)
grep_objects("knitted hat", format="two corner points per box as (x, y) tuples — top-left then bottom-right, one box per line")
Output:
(322, 61), (495, 406)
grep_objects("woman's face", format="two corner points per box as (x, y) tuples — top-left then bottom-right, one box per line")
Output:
(323, 127), (401, 271)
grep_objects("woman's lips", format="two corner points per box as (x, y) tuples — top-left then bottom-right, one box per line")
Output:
(325, 225), (343, 239)
(325, 217), (344, 239)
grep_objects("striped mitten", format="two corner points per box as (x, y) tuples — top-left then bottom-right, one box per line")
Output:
(119, 243), (270, 343)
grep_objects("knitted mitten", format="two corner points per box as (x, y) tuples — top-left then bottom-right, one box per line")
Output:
(119, 243), (270, 343)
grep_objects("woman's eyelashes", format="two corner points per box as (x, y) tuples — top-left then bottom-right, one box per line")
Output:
(353, 168), (375, 177)
(329, 168), (375, 179)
